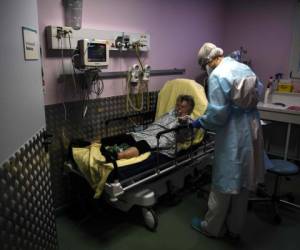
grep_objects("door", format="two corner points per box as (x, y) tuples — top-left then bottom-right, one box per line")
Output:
(0, 0), (58, 249)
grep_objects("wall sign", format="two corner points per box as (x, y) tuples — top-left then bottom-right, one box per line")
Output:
(22, 26), (39, 60)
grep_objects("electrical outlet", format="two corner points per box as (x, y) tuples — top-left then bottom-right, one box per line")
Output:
(142, 65), (151, 81)
(115, 34), (130, 50)
(130, 64), (140, 83)
(123, 35), (130, 49)
(46, 26), (75, 50)
(131, 33), (150, 51)
(115, 35), (124, 49)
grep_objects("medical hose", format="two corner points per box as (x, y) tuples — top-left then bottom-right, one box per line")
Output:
(126, 71), (144, 112)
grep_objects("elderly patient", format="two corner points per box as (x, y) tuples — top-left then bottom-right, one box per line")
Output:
(101, 95), (195, 161)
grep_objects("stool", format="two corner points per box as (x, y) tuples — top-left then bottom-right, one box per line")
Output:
(250, 159), (300, 224)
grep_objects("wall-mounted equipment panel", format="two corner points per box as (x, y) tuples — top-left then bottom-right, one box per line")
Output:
(46, 26), (150, 52)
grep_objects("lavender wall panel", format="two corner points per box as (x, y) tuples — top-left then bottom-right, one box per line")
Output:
(223, 0), (296, 84)
(37, 0), (225, 105)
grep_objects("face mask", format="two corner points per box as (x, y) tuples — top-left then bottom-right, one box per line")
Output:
(206, 64), (213, 75)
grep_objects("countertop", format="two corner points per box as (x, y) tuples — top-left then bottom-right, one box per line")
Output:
(257, 102), (300, 124)
(257, 102), (300, 115)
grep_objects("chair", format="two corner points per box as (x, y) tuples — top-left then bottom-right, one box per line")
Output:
(250, 159), (300, 224)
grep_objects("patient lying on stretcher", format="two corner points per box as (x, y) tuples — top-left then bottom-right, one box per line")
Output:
(101, 95), (195, 161)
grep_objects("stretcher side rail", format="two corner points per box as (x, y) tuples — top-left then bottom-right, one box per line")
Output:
(120, 140), (214, 188)
(63, 140), (214, 202)
(103, 114), (195, 182)
(155, 123), (195, 162)
(63, 116), (200, 186)
(104, 139), (215, 200)
(107, 124), (196, 183)
(63, 128), (215, 201)
(104, 124), (213, 187)
(104, 111), (156, 137)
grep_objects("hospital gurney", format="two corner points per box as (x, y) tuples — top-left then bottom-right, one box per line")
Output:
(65, 79), (215, 230)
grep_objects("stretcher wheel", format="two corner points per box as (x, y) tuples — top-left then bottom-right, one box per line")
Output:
(142, 207), (158, 231)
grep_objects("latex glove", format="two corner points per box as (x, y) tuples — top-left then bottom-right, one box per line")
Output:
(191, 118), (203, 128)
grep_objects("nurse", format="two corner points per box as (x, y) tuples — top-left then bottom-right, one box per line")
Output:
(191, 42), (265, 239)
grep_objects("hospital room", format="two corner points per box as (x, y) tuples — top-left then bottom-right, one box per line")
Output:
(1, 0), (300, 249)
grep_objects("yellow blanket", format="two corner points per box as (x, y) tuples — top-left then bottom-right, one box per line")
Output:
(72, 143), (150, 198)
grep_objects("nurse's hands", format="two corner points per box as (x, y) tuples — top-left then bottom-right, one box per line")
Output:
(178, 115), (204, 129)
(191, 119), (203, 129)
(179, 115), (204, 129)
(178, 115), (193, 123)
(178, 115), (194, 128)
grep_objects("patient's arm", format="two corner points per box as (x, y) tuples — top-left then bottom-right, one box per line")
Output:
(117, 147), (140, 160)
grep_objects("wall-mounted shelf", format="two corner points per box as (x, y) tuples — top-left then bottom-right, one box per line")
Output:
(97, 68), (185, 79)
(65, 68), (185, 81)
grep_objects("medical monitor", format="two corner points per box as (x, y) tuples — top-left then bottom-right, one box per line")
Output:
(78, 39), (109, 68)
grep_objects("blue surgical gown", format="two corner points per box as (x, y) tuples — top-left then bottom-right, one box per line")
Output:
(193, 57), (265, 194)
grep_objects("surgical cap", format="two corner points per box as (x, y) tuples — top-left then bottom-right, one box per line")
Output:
(197, 42), (223, 68)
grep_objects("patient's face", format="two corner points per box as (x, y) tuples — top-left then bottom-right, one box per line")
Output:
(176, 100), (192, 117)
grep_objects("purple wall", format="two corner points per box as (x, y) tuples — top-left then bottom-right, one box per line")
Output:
(223, 0), (296, 84)
(38, 0), (225, 105)
(38, 0), (296, 105)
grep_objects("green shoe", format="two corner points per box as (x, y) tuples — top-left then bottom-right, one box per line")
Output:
(118, 143), (130, 152)
(104, 144), (119, 160)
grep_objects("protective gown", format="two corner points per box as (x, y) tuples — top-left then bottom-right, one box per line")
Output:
(193, 57), (265, 194)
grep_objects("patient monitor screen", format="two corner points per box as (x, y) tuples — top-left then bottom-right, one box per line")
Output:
(87, 43), (107, 62)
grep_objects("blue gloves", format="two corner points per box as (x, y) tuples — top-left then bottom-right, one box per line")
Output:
(178, 115), (203, 129)
(192, 119), (203, 128)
